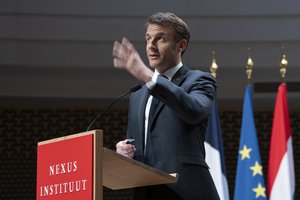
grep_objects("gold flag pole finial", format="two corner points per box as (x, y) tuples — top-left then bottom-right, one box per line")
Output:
(210, 51), (218, 78)
(246, 48), (254, 83)
(279, 47), (288, 80)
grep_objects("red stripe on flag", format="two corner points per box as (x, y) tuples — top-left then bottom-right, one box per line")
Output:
(267, 83), (291, 196)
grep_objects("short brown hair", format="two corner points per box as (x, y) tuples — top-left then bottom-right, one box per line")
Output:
(146, 12), (190, 55)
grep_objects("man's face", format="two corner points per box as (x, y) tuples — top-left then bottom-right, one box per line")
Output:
(145, 24), (181, 73)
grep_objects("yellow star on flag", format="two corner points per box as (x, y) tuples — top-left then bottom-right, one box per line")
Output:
(252, 183), (266, 198)
(250, 161), (263, 176)
(239, 145), (252, 160)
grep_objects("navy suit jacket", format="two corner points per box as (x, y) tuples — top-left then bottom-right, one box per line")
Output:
(126, 66), (220, 199)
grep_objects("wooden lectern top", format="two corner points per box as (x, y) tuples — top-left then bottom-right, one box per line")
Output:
(103, 147), (178, 190)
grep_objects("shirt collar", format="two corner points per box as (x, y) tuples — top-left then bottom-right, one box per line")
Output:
(154, 62), (183, 80)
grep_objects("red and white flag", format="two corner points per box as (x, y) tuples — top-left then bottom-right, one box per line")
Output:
(268, 83), (295, 200)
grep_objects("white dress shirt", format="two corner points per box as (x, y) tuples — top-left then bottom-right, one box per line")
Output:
(144, 62), (183, 147)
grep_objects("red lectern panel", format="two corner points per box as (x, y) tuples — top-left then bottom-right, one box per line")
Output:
(36, 131), (102, 200)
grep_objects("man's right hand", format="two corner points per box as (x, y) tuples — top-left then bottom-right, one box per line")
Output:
(112, 37), (153, 83)
(116, 139), (136, 158)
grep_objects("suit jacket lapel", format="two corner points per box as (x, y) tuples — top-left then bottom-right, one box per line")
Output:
(150, 66), (189, 129)
(137, 86), (150, 142)
(171, 65), (188, 86)
(138, 86), (149, 123)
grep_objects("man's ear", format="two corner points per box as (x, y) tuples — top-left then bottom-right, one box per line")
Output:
(177, 39), (188, 53)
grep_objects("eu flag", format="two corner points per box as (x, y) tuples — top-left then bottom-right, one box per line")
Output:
(205, 100), (230, 200)
(234, 85), (266, 200)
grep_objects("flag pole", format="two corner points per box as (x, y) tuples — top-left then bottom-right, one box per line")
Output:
(268, 48), (295, 199)
(205, 51), (230, 200)
(233, 52), (267, 200)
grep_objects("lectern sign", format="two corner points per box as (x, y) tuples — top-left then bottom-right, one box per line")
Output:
(36, 132), (99, 200)
(36, 129), (176, 200)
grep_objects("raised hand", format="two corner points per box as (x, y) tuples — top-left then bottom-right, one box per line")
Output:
(112, 37), (153, 83)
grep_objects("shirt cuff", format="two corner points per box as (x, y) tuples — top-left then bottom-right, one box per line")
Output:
(146, 73), (158, 90)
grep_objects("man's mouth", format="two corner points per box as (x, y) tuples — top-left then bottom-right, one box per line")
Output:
(149, 54), (159, 59)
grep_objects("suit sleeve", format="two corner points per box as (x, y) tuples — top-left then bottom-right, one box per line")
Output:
(149, 71), (217, 124)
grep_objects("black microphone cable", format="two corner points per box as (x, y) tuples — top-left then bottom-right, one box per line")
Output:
(86, 84), (142, 132)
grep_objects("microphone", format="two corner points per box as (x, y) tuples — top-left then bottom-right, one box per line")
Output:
(86, 84), (142, 131)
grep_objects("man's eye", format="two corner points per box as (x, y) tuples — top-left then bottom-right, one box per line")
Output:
(159, 37), (166, 42)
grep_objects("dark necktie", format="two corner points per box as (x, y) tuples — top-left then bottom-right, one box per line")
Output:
(148, 75), (168, 124)
(144, 96), (159, 166)
(144, 75), (167, 166)
(148, 96), (159, 126)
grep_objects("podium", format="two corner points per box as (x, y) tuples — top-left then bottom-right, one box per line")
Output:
(36, 130), (178, 200)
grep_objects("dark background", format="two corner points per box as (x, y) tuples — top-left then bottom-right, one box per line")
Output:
(0, 100), (299, 199)
(1, 0), (300, 199)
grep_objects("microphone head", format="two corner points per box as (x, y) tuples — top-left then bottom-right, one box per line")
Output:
(130, 84), (142, 93)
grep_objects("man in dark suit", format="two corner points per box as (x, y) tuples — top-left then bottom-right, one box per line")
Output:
(113, 12), (220, 200)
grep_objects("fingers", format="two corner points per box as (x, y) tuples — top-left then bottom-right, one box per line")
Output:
(113, 57), (124, 68)
(112, 37), (135, 65)
(112, 41), (125, 61)
(113, 42), (127, 68)
(122, 37), (136, 52)
(112, 37), (152, 82)
(116, 140), (136, 158)
(119, 146), (135, 158)
(112, 40), (121, 58)
(113, 38), (130, 58)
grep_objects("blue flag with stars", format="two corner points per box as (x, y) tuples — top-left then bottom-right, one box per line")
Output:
(234, 85), (267, 200)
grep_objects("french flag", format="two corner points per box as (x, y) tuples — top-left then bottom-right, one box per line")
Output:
(268, 83), (295, 200)
(205, 100), (230, 200)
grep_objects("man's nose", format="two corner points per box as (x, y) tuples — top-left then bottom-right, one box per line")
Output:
(148, 41), (157, 50)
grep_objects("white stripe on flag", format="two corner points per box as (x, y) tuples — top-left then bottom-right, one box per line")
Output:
(269, 138), (295, 200)
(205, 142), (229, 200)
